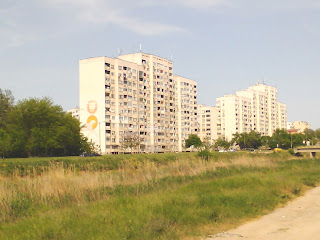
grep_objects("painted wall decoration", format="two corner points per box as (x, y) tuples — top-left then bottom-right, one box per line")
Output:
(84, 100), (99, 131)
(82, 99), (100, 147)
(86, 115), (98, 130)
(87, 100), (98, 114)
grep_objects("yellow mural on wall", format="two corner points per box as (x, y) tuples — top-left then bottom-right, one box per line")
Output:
(86, 115), (98, 130)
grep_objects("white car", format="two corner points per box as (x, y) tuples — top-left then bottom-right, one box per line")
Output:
(218, 149), (227, 153)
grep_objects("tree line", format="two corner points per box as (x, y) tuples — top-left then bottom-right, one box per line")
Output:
(186, 128), (320, 151)
(0, 89), (93, 158)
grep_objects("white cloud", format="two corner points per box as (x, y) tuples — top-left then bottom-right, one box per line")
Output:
(40, 0), (185, 35)
(140, 0), (320, 12)
(114, 17), (185, 36)
(0, 0), (186, 51)
(140, 0), (230, 9)
(2, 0), (320, 51)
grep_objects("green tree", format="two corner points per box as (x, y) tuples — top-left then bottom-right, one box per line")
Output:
(261, 136), (272, 149)
(0, 89), (14, 129)
(269, 129), (291, 149)
(214, 137), (230, 150)
(269, 129), (305, 149)
(7, 97), (87, 157)
(185, 134), (202, 149)
(291, 133), (304, 148)
(120, 132), (140, 153)
(81, 137), (100, 156)
(315, 129), (320, 139)
(304, 129), (317, 145)
(232, 131), (262, 149)
(201, 137), (213, 151)
(0, 129), (11, 158)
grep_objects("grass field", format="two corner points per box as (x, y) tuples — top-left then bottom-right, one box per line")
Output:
(0, 152), (319, 239)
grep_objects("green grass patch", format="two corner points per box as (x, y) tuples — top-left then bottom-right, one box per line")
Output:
(0, 152), (197, 176)
(0, 158), (320, 239)
(0, 151), (292, 177)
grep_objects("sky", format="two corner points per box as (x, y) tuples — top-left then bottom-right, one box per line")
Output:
(1, 0), (320, 129)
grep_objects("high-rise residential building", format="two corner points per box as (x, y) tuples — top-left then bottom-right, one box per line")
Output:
(278, 103), (287, 130)
(216, 95), (252, 140)
(197, 104), (217, 143)
(175, 75), (198, 151)
(216, 83), (287, 140)
(118, 53), (177, 153)
(67, 107), (80, 121)
(79, 52), (197, 154)
(247, 84), (283, 136)
(235, 88), (268, 136)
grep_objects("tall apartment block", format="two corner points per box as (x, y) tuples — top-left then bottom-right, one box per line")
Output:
(216, 83), (287, 140)
(175, 75), (198, 151)
(80, 52), (198, 154)
(197, 104), (218, 143)
(277, 102), (287, 130)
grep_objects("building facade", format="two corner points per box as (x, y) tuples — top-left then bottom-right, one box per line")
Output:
(79, 53), (199, 154)
(175, 75), (198, 151)
(197, 104), (217, 143)
(292, 121), (310, 133)
(216, 84), (287, 140)
(67, 107), (80, 121)
(79, 54), (287, 152)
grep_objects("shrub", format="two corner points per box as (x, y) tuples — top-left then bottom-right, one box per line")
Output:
(288, 149), (295, 155)
(197, 150), (212, 160)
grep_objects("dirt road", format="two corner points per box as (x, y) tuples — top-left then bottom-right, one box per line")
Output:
(207, 186), (320, 240)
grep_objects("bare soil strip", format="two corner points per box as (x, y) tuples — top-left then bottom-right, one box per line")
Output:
(207, 186), (320, 240)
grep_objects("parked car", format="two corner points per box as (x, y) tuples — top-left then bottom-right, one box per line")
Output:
(218, 149), (228, 153)
(273, 148), (283, 153)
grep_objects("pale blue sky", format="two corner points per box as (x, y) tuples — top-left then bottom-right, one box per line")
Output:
(1, 0), (320, 128)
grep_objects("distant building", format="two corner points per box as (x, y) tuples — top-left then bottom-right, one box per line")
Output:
(67, 107), (80, 121)
(292, 121), (310, 133)
(287, 122), (293, 130)
(79, 52), (198, 154)
(197, 104), (217, 143)
(175, 75), (198, 151)
(216, 83), (287, 140)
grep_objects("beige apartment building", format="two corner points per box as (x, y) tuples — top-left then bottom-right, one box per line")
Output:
(216, 83), (287, 140)
(248, 84), (283, 136)
(292, 121), (310, 133)
(67, 107), (80, 121)
(278, 103), (287, 130)
(197, 104), (217, 143)
(175, 75), (198, 151)
(216, 95), (252, 140)
(79, 52), (199, 154)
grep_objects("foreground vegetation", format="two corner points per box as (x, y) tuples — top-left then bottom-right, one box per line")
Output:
(0, 89), (93, 158)
(0, 152), (319, 239)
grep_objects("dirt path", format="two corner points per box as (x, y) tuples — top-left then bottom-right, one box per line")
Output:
(206, 186), (320, 240)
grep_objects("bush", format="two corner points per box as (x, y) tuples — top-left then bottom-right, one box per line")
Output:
(288, 149), (295, 155)
(197, 150), (212, 160)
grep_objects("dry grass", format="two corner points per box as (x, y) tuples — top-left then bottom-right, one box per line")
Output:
(0, 153), (293, 222)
